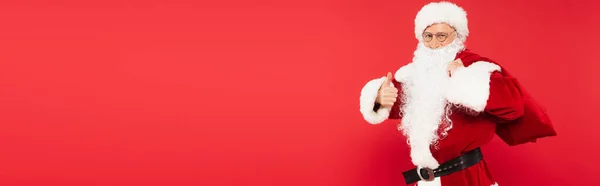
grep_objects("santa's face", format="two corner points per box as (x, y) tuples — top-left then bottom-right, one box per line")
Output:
(422, 23), (458, 49)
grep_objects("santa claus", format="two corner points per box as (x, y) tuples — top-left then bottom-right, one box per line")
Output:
(359, 2), (556, 186)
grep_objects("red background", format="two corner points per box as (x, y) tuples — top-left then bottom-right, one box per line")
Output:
(0, 0), (598, 185)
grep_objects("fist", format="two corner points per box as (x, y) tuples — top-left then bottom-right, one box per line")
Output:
(376, 72), (398, 107)
(447, 58), (464, 76)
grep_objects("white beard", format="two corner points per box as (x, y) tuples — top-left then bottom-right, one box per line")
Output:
(398, 39), (465, 168)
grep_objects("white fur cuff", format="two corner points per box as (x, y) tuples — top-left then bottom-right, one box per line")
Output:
(445, 61), (501, 112)
(359, 77), (391, 124)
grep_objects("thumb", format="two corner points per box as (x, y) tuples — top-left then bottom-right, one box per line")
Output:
(383, 72), (393, 86)
(454, 58), (463, 65)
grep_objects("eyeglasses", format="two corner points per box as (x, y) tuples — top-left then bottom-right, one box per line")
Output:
(422, 31), (456, 42)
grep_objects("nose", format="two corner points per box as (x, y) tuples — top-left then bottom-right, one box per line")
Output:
(429, 42), (441, 49)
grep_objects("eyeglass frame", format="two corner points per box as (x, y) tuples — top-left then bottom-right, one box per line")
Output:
(422, 30), (457, 42)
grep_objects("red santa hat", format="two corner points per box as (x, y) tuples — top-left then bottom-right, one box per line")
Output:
(414, 1), (469, 42)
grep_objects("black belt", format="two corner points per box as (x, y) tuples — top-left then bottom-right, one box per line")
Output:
(402, 147), (483, 184)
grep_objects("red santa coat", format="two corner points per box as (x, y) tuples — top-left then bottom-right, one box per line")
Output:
(359, 49), (529, 186)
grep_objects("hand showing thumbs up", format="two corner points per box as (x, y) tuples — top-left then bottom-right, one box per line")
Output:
(376, 72), (399, 107)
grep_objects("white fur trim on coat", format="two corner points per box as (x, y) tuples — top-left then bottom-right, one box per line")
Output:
(444, 61), (501, 112)
(416, 178), (499, 186)
(416, 177), (441, 186)
(414, 2), (469, 42)
(359, 77), (392, 124)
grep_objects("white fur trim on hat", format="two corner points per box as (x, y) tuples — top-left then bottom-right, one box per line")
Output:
(414, 1), (469, 42)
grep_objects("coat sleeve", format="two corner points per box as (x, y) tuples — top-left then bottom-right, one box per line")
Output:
(359, 77), (404, 124)
(444, 61), (524, 122)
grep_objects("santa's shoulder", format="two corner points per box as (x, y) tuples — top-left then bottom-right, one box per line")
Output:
(394, 62), (415, 83)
